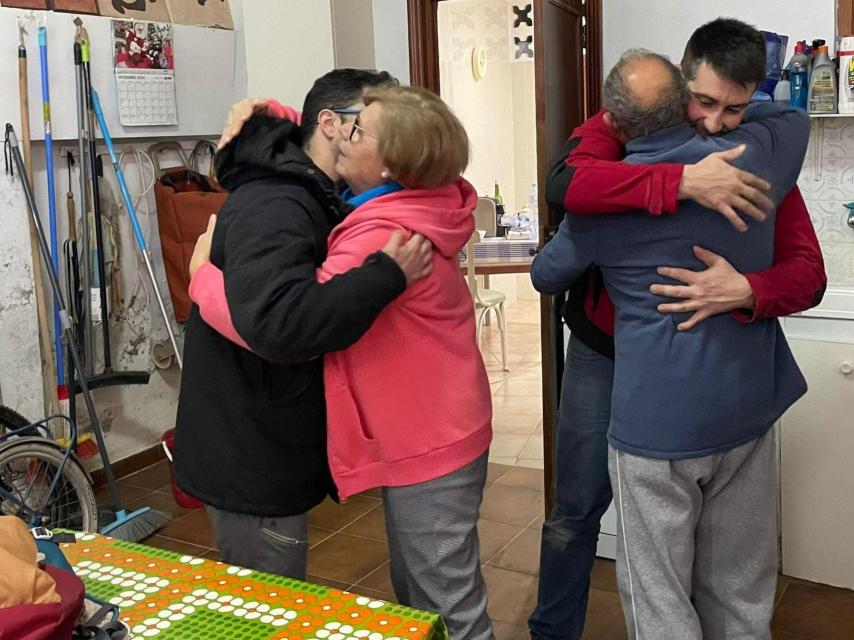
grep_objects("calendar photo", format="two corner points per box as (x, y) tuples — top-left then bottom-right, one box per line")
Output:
(113, 19), (174, 71)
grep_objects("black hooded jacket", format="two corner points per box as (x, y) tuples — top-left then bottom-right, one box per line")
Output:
(173, 116), (406, 516)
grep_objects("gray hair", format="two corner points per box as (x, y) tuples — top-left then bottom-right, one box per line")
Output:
(602, 49), (688, 140)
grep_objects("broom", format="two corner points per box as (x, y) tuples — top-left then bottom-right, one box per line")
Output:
(6, 123), (169, 542)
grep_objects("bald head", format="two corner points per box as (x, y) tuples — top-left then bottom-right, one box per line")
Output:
(603, 49), (688, 141)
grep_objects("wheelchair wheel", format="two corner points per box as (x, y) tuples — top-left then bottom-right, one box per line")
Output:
(0, 438), (97, 532)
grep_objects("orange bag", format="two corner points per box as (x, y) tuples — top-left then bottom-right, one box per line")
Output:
(151, 141), (227, 323)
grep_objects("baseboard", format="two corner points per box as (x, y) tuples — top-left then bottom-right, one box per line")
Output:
(90, 443), (166, 487)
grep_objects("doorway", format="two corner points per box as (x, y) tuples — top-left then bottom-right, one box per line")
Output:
(408, 0), (603, 506)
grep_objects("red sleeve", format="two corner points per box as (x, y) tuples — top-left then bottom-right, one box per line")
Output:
(266, 99), (302, 125)
(735, 186), (827, 322)
(545, 110), (684, 216)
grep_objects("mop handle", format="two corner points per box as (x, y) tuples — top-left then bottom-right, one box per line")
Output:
(90, 91), (147, 251)
(39, 26), (64, 388)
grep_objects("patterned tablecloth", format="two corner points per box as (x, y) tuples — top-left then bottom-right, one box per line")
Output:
(61, 532), (447, 640)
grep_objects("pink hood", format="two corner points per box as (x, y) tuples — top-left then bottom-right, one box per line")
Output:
(330, 179), (477, 259)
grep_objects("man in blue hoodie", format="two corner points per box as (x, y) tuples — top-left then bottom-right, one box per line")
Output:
(531, 50), (810, 639)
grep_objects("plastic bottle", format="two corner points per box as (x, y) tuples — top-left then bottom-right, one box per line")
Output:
(789, 42), (810, 110)
(527, 183), (539, 238)
(774, 70), (791, 103)
(839, 36), (854, 114)
(808, 45), (838, 114)
(811, 39), (826, 71)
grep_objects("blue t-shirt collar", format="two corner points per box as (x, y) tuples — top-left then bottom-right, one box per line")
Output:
(343, 181), (404, 208)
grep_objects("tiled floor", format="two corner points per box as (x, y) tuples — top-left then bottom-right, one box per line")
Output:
(115, 458), (854, 640)
(480, 300), (545, 470)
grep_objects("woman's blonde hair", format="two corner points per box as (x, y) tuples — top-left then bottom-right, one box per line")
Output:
(362, 85), (469, 190)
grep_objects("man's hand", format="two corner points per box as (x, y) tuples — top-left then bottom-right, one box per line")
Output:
(679, 145), (774, 232)
(382, 231), (433, 286)
(189, 214), (217, 278)
(217, 98), (270, 150)
(651, 246), (755, 331)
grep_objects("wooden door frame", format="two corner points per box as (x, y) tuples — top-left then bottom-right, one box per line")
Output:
(407, 0), (602, 115)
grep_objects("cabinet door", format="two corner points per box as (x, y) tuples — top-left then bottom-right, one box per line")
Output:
(781, 339), (854, 589)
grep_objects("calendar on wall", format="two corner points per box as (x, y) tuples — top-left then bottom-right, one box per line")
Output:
(112, 19), (178, 126)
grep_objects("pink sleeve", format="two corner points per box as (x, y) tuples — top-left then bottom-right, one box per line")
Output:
(317, 224), (406, 284)
(188, 262), (252, 351)
(266, 99), (302, 126)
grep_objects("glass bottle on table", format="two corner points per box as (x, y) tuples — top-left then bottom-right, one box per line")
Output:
(493, 181), (506, 237)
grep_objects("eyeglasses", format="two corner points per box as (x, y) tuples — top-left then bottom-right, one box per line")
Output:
(331, 108), (362, 117)
(347, 114), (375, 142)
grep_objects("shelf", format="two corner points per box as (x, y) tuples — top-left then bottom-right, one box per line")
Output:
(809, 113), (854, 118)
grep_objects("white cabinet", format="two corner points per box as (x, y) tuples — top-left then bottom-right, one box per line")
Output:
(780, 296), (854, 589)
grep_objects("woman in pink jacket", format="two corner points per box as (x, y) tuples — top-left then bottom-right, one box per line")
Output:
(191, 86), (494, 640)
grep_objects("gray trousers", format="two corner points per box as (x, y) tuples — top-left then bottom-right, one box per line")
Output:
(206, 506), (309, 579)
(608, 428), (777, 640)
(383, 452), (494, 640)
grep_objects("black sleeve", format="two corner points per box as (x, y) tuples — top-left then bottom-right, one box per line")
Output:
(222, 193), (406, 362)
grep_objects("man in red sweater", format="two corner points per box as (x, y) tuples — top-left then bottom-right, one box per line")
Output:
(529, 18), (827, 640)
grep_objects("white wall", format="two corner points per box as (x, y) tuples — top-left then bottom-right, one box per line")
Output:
(243, 0), (335, 106)
(372, 0), (411, 84)
(602, 0), (837, 75)
(332, 0), (376, 69)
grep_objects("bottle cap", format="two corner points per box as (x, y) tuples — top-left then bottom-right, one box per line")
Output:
(795, 41), (806, 53)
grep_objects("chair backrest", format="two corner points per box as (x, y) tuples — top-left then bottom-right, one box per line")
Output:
(465, 229), (485, 306)
(474, 197), (497, 237)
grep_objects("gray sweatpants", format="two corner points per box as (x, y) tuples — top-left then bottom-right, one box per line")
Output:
(206, 506), (309, 579)
(383, 452), (494, 640)
(608, 428), (777, 640)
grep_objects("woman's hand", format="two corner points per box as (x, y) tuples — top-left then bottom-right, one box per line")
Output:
(189, 215), (217, 278)
(217, 98), (270, 149)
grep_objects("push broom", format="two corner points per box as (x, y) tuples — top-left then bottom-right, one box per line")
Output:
(6, 123), (169, 541)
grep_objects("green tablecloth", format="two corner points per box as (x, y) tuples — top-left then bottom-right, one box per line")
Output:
(62, 532), (447, 640)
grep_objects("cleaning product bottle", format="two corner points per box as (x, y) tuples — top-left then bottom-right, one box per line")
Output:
(774, 70), (791, 102)
(789, 42), (810, 110)
(839, 36), (854, 114)
(493, 180), (506, 237)
(811, 39), (826, 70)
(808, 45), (838, 114)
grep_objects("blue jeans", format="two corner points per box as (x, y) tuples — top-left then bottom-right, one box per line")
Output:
(529, 334), (614, 640)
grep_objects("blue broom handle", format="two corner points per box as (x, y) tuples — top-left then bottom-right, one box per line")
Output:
(39, 27), (63, 387)
(90, 91), (147, 252)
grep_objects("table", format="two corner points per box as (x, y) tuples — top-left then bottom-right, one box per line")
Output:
(461, 260), (533, 275)
(62, 532), (447, 640)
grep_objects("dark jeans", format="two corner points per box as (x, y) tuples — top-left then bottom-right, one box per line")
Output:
(529, 334), (614, 640)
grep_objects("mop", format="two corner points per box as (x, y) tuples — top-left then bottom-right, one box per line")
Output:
(38, 26), (68, 428)
(91, 91), (183, 369)
(6, 123), (169, 542)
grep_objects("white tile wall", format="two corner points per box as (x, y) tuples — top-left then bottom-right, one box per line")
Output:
(800, 118), (854, 287)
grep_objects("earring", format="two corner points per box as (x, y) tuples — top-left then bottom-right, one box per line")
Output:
(381, 170), (389, 180)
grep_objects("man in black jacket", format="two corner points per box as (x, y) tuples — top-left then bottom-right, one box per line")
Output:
(173, 69), (431, 579)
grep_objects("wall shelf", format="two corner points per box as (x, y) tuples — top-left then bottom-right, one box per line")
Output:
(809, 113), (854, 118)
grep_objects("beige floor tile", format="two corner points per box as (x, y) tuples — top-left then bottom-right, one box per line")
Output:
(519, 435), (544, 460)
(490, 433), (531, 459)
